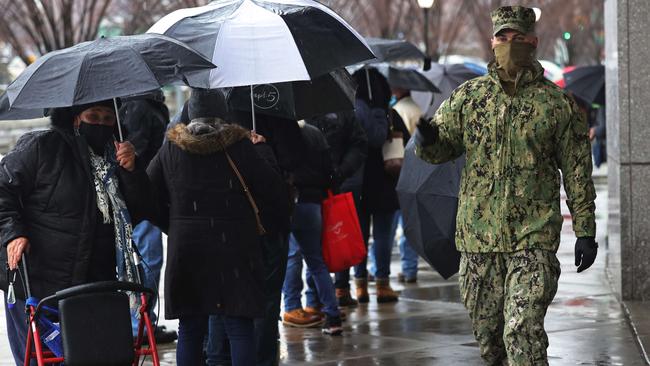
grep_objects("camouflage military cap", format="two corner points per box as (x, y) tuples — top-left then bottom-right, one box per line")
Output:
(491, 6), (536, 36)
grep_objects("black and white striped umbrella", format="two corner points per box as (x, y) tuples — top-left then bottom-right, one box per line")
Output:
(147, 0), (375, 88)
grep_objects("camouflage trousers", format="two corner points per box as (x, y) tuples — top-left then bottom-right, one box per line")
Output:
(459, 249), (560, 366)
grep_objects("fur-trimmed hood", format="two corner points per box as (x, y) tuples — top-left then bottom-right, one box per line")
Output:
(166, 118), (250, 154)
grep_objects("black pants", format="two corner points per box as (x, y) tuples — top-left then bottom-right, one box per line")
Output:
(255, 232), (289, 366)
(206, 232), (288, 366)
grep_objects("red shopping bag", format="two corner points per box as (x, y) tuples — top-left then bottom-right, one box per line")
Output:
(321, 190), (366, 273)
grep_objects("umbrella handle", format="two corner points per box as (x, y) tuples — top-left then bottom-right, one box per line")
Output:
(365, 68), (373, 101)
(113, 98), (124, 142)
(250, 85), (256, 132)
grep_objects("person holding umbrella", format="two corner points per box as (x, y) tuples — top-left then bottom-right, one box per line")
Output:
(147, 89), (289, 366)
(0, 100), (149, 365)
(0, 32), (214, 365)
(416, 6), (597, 364)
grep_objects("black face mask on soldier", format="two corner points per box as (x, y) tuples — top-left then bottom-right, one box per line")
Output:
(77, 122), (114, 154)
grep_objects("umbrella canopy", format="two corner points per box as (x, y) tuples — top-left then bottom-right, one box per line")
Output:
(396, 138), (464, 279)
(6, 34), (215, 109)
(539, 60), (563, 83)
(148, 0), (374, 88)
(555, 66), (576, 88)
(374, 65), (439, 93)
(563, 65), (605, 105)
(224, 68), (356, 120)
(462, 62), (488, 76)
(0, 92), (46, 120)
(364, 37), (426, 63)
(412, 63), (482, 118)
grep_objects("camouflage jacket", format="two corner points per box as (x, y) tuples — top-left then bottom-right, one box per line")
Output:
(416, 61), (596, 253)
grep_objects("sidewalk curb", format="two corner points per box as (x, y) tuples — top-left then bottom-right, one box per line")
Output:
(621, 301), (650, 365)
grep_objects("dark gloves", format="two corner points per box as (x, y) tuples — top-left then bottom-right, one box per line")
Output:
(330, 168), (344, 191)
(416, 117), (438, 146)
(575, 237), (598, 273)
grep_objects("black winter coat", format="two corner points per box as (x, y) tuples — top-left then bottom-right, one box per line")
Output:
(306, 111), (367, 192)
(293, 124), (333, 204)
(148, 121), (289, 319)
(0, 120), (149, 300)
(361, 108), (410, 213)
(120, 99), (169, 167)
(228, 111), (306, 175)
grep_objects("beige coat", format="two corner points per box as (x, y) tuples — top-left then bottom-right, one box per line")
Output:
(393, 96), (423, 133)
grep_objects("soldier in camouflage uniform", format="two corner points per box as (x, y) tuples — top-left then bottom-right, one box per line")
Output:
(415, 6), (598, 365)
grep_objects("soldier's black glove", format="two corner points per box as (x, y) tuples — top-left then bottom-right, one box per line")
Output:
(575, 237), (598, 273)
(416, 117), (438, 146)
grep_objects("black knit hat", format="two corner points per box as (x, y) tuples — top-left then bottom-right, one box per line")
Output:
(188, 88), (228, 121)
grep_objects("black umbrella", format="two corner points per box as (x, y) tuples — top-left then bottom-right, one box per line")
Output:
(224, 68), (356, 120)
(412, 63), (482, 118)
(0, 93), (46, 120)
(365, 37), (426, 63)
(6, 34), (215, 110)
(564, 65), (605, 105)
(396, 138), (464, 279)
(375, 65), (439, 92)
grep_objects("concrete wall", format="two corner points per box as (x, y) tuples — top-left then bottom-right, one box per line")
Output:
(605, 0), (650, 301)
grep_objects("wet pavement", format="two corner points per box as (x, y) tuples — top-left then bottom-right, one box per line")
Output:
(0, 180), (648, 365)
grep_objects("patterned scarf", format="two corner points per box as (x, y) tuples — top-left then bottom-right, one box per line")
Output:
(87, 145), (140, 311)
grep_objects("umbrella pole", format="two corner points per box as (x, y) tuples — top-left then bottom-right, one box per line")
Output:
(365, 67), (373, 101)
(250, 85), (256, 132)
(113, 98), (124, 142)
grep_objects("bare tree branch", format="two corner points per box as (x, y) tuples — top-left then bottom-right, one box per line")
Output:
(0, 0), (112, 64)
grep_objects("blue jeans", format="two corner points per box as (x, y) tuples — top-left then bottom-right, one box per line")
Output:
(282, 203), (339, 317)
(370, 213), (416, 278)
(177, 316), (208, 366)
(396, 213), (418, 279)
(335, 210), (398, 288)
(5, 296), (36, 366)
(205, 315), (256, 366)
(304, 271), (319, 309)
(130, 220), (163, 334)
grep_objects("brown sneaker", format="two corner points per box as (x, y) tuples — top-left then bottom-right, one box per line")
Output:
(376, 278), (399, 303)
(336, 288), (358, 308)
(282, 309), (325, 328)
(355, 278), (369, 304)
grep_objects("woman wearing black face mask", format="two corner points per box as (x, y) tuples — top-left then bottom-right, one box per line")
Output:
(0, 100), (151, 365)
